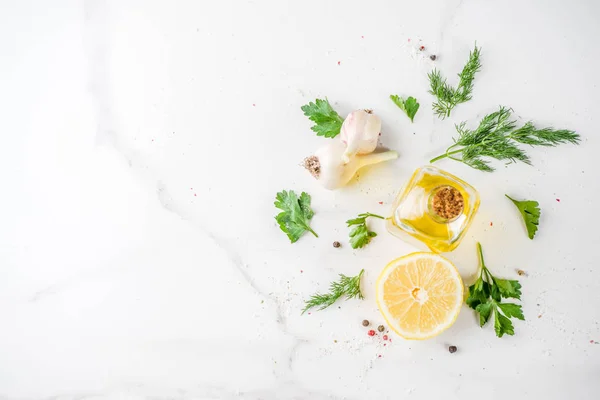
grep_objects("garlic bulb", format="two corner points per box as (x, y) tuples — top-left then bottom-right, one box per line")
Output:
(304, 140), (398, 190)
(340, 109), (382, 162)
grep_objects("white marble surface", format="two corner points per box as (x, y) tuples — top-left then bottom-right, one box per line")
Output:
(2, 0), (600, 399)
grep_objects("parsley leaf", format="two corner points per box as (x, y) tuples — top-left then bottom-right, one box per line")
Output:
(494, 311), (515, 337)
(497, 303), (525, 320)
(346, 212), (384, 249)
(390, 95), (420, 122)
(475, 302), (493, 326)
(466, 243), (525, 338)
(505, 195), (541, 239)
(302, 269), (364, 314)
(274, 190), (318, 243)
(494, 277), (522, 299)
(301, 98), (344, 138)
(466, 277), (490, 309)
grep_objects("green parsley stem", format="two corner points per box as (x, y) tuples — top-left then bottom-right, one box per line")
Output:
(476, 242), (494, 282)
(476, 242), (484, 259)
(307, 226), (319, 238)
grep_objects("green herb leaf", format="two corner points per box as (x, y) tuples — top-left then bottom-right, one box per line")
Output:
(466, 278), (490, 309)
(346, 212), (384, 249)
(274, 190), (318, 243)
(497, 303), (525, 320)
(301, 98), (344, 138)
(509, 122), (580, 146)
(468, 243), (524, 338)
(428, 44), (481, 118)
(475, 302), (493, 327)
(302, 269), (364, 314)
(430, 106), (580, 172)
(390, 95), (420, 122)
(298, 192), (314, 219)
(494, 310), (515, 337)
(506, 195), (541, 239)
(494, 277), (522, 300)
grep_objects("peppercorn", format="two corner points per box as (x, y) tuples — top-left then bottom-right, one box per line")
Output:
(430, 55), (437, 61)
(368, 330), (376, 336)
(377, 325), (385, 332)
(333, 241), (341, 248)
(362, 319), (370, 327)
(383, 335), (388, 341)
(449, 345), (457, 353)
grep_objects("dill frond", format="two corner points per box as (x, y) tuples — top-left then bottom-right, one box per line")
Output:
(430, 106), (580, 172)
(428, 44), (481, 118)
(302, 269), (365, 314)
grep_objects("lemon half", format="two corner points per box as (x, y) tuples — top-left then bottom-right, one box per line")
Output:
(376, 252), (464, 340)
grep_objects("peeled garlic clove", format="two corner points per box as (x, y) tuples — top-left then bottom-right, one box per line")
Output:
(304, 140), (398, 190)
(340, 109), (382, 162)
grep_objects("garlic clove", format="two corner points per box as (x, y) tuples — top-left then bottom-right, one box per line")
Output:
(308, 140), (347, 190)
(304, 140), (398, 190)
(354, 150), (399, 169)
(340, 109), (382, 162)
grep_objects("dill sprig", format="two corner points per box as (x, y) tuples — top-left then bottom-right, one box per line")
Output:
(430, 106), (580, 172)
(302, 269), (365, 314)
(428, 44), (482, 119)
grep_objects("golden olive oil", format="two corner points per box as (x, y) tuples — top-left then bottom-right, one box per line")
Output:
(386, 166), (480, 253)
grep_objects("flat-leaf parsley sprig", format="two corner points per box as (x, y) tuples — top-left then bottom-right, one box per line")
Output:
(506, 195), (541, 239)
(390, 95), (420, 122)
(466, 243), (525, 338)
(274, 190), (318, 243)
(428, 44), (481, 119)
(346, 212), (384, 249)
(302, 269), (365, 314)
(301, 98), (344, 138)
(430, 106), (580, 172)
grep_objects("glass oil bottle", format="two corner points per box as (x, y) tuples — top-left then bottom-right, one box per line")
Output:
(386, 166), (480, 253)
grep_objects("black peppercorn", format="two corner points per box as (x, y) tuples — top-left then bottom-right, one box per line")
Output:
(449, 345), (457, 353)
(333, 241), (341, 248)
(362, 319), (370, 327)
(377, 325), (385, 332)
(430, 55), (437, 61)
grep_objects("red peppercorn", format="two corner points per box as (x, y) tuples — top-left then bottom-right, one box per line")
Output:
(368, 330), (376, 336)
(383, 335), (388, 340)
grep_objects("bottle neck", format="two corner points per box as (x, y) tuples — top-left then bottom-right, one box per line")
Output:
(427, 185), (464, 223)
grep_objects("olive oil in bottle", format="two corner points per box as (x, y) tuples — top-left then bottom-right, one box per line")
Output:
(386, 166), (480, 253)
